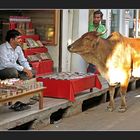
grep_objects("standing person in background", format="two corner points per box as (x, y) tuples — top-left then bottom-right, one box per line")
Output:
(87, 10), (107, 73)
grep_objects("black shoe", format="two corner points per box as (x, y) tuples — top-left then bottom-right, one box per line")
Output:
(9, 101), (22, 110)
(9, 101), (31, 111)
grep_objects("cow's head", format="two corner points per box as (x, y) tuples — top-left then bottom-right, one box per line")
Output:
(67, 30), (107, 55)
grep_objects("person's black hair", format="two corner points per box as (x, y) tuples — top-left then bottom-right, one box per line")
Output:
(93, 10), (103, 18)
(5, 29), (21, 42)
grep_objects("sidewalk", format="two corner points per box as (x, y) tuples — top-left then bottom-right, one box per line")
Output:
(0, 76), (138, 130)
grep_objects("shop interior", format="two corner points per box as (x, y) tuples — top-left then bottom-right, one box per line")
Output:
(0, 10), (61, 107)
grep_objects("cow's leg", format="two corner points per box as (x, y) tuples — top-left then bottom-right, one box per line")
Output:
(118, 74), (130, 112)
(118, 85), (128, 112)
(107, 86), (115, 112)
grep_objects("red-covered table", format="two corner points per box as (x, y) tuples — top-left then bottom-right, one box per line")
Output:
(37, 74), (102, 101)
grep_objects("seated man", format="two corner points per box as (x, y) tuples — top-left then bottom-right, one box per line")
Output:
(0, 29), (35, 80)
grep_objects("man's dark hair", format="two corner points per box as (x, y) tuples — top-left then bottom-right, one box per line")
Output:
(5, 29), (21, 42)
(93, 10), (103, 18)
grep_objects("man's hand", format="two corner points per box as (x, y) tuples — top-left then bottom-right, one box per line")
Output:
(23, 68), (33, 79)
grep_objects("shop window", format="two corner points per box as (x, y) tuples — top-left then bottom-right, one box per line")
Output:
(32, 10), (59, 45)
(110, 10), (120, 32)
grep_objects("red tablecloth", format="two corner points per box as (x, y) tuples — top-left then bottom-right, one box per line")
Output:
(37, 74), (102, 101)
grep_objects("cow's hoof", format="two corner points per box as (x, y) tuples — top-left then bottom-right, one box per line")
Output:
(106, 106), (114, 112)
(118, 107), (127, 113)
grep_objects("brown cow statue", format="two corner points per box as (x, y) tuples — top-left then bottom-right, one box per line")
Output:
(67, 30), (140, 112)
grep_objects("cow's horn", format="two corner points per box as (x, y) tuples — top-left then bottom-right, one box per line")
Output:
(97, 29), (108, 36)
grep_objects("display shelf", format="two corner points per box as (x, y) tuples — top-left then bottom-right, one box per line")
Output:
(21, 34), (40, 42)
(23, 47), (48, 57)
(22, 35), (53, 76)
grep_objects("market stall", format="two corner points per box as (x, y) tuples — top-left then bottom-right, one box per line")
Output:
(37, 72), (102, 101)
(0, 78), (45, 110)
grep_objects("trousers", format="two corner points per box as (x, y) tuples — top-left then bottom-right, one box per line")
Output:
(0, 68), (36, 80)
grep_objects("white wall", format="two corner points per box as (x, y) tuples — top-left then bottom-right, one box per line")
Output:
(135, 9), (139, 37)
(70, 9), (89, 73)
(61, 9), (69, 72)
(101, 9), (131, 37)
(119, 9), (130, 37)
(61, 9), (89, 73)
(106, 9), (111, 36)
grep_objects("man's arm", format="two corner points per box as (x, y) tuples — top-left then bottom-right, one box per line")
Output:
(100, 25), (107, 39)
(17, 46), (34, 78)
(17, 46), (32, 70)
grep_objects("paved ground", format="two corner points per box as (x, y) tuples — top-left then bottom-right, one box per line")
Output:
(40, 88), (140, 130)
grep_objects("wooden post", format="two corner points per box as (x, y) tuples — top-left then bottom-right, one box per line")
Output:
(39, 91), (43, 110)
